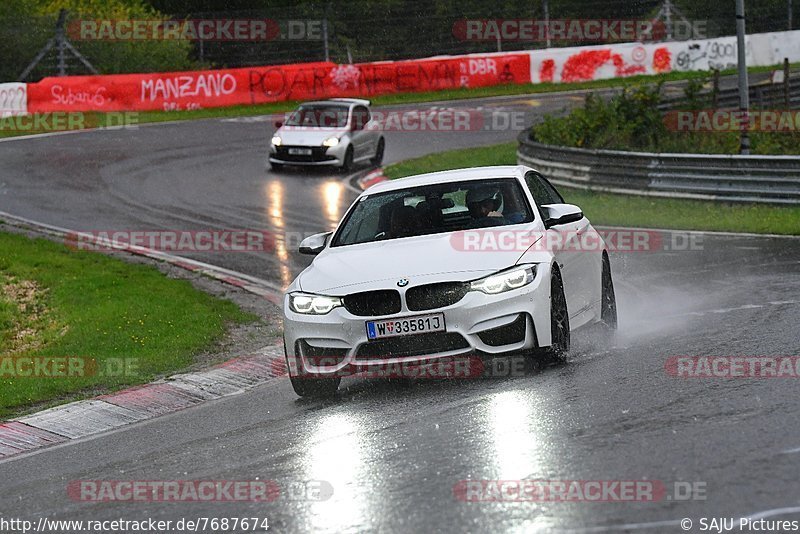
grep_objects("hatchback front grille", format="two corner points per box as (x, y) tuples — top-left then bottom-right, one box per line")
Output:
(343, 290), (402, 317)
(405, 282), (470, 311)
(274, 146), (334, 162)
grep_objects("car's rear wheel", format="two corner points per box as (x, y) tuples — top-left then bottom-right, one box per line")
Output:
(371, 138), (385, 166)
(600, 253), (618, 331)
(543, 267), (570, 360)
(285, 343), (340, 397)
(340, 146), (354, 172)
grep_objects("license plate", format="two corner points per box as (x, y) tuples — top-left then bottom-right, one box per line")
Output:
(288, 148), (312, 155)
(366, 313), (445, 340)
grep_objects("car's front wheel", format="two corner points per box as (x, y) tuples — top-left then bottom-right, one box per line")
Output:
(543, 266), (570, 360)
(600, 253), (618, 332)
(285, 343), (340, 397)
(371, 138), (385, 166)
(340, 146), (354, 172)
(270, 161), (284, 172)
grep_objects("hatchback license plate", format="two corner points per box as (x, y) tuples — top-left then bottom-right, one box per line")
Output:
(366, 313), (445, 340)
(288, 148), (312, 155)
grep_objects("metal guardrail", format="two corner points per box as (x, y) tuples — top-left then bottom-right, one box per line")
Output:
(658, 74), (800, 111)
(517, 133), (800, 204)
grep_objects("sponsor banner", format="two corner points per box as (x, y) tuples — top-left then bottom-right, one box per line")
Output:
(0, 83), (28, 117)
(26, 53), (529, 113)
(528, 30), (800, 84)
(19, 30), (800, 113)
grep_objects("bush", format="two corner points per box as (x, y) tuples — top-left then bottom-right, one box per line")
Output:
(532, 84), (666, 151)
(531, 82), (800, 156)
(0, 0), (197, 82)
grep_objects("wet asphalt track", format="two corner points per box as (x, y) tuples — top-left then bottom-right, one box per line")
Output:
(1, 87), (800, 533)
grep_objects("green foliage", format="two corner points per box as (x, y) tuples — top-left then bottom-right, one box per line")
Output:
(532, 84), (667, 151)
(0, 0), (196, 81)
(532, 83), (800, 156)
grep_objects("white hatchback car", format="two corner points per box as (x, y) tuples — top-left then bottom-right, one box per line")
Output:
(269, 98), (385, 171)
(283, 165), (617, 396)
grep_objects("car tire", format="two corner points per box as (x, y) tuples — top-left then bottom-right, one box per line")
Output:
(371, 138), (385, 167)
(600, 253), (618, 332)
(284, 343), (340, 397)
(543, 266), (570, 360)
(340, 146), (354, 172)
(270, 162), (285, 172)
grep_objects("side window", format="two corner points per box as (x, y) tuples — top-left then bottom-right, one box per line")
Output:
(525, 172), (563, 206)
(353, 106), (370, 130)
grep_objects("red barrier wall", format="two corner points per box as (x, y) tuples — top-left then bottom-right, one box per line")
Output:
(26, 53), (530, 113)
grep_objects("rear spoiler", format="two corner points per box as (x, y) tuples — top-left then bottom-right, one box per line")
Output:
(328, 98), (372, 106)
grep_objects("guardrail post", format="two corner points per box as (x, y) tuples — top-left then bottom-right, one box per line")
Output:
(785, 57), (791, 108)
(712, 69), (720, 109)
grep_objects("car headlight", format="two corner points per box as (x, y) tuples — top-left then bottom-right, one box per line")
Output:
(322, 136), (340, 147)
(470, 266), (536, 295)
(271, 136), (282, 146)
(289, 293), (342, 315)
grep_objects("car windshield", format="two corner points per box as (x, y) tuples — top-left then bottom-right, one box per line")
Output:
(332, 178), (534, 246)
(284, 104), (349, 128)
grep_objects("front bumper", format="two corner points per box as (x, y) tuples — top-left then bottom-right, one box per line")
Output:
(269, 143), (345, 166)
(282, 266), (552, 377)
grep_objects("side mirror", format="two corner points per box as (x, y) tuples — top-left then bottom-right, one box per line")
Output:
(299, 232), (331, 255)
(541, 204), (584, 229)
(274, 121), (283, 129)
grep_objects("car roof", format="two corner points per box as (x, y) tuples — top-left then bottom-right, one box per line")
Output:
(363, 165), (534, 194)
(299, 98), (370, 109)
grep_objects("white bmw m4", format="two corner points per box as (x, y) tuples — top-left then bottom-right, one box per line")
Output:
(282, 165), (617, 397)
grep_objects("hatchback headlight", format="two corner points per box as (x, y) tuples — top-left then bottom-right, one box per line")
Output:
(322, 136), (340, 147)
(470, 266), (536, 295)
(271, 135), (282, 146)
(289, 292), (342, 315)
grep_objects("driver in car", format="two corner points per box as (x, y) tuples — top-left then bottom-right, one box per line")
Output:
(466, 187), (507, 228)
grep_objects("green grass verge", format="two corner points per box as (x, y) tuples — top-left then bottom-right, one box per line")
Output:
(383, 142), (800, 235)
(0, 231), (256, 418)
(1, 62), (793, 139)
